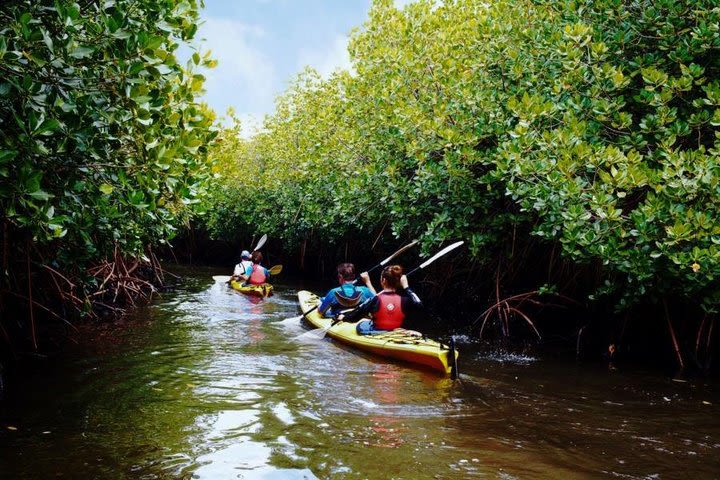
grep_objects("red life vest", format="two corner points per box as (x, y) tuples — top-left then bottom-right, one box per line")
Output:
(248, 264), (267, 285)
(373, 292), (404, 330)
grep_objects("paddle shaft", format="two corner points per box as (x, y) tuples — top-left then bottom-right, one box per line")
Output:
(335, 240), (464, 320)
(365, 239), (418, 276)
(216, 263), (280, 284)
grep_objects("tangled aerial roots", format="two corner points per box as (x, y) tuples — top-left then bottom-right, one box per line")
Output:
(472, 269), (580, 341)
(0, 245), (168, 354)
(87, 246), (167, 316)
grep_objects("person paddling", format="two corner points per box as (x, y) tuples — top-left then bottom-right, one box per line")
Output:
(319, 263), (375, 318)
(231, 250), (253, 282)
(238, 251), (271, 285)
(337, 265), (422, 335)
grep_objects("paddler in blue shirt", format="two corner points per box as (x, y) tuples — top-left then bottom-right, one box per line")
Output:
(319, 263), (375, 318)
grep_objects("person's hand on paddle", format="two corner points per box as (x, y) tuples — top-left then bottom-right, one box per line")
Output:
(359, 271), (376, 294)
(400, 274), (409, 289)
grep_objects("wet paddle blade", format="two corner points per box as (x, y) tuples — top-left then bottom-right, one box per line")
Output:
(269, 265), (283, 275)
(213, 275), (232, 282)
(296, 326), (330, 340)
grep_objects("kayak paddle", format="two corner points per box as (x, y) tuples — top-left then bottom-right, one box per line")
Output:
(300, 240), (419, 318)
(253, 234), (268, 252)
(334, 240), (464, 322)
(305, 240), (464, 339)
(212, 234), (268, 282)
(405, 240), (464, 277)
(214, 264), (281, 284)
(365, 239), (418, 275)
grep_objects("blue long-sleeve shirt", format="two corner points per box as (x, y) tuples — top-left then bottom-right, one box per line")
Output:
(319, 283), (374, 317)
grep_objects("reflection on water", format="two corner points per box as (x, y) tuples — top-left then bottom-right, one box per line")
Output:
(1, 266), (719, 479)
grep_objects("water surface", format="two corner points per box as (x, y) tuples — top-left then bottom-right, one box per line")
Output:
(1, 268), (718, 479)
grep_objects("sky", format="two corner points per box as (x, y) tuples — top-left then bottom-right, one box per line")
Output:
(189, 0), (374, 136)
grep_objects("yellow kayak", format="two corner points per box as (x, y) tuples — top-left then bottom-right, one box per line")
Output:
(230, 281), (274, 298)
(298, 290), (458, 375)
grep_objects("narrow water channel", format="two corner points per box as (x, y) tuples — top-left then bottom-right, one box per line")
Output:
(1, 267), (719, 479)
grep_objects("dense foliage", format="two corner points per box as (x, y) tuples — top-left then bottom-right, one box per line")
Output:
(205, 0), (719, 329)
(0, 0), (216, 350)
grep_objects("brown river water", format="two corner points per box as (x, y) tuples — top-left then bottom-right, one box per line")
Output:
(1, 267), (719, 479)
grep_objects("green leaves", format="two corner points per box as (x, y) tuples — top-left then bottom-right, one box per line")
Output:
(1, 0), (215, 270)
(0, 150), (18, 164)
(27, 190), (52, 201)
(204, 0), (720, 314)
(68, 45), (94, 59)
(642, 67), (670, 89)
(34, 118), (62, 136)
(496, 0), (720, 309)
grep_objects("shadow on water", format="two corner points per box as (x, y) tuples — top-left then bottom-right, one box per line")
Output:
(1, 265), (719, 479)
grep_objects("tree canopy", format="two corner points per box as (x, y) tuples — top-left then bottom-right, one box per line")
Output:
(0, 0), (216, 348)
(205, 0), (720, 315)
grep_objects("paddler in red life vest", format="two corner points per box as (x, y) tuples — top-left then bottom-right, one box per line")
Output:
(337, 265), (423, 335)
(238, 251), (271, 285)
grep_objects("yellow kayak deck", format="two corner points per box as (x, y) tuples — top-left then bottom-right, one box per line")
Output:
(298, 290), (458, 375)
(230, 281), (274, 298)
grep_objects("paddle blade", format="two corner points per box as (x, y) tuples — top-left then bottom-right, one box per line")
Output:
(418, 241), (464, 270)
(269, 264), (283, 276)
(379, 239), (419, 267)
(213, 275), (232, 283)
(296, 326), (331, 341)
(253, 234), (268, 252)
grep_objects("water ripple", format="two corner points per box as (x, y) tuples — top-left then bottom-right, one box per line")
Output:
(2, 270), (720, 479)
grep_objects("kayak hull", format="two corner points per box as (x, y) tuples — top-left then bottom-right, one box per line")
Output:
(230, 281), (274, 298)
(298, 290), (457, 375)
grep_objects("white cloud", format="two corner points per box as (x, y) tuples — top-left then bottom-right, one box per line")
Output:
(236, 112), (265, 139)
(194, 17), (276, 124)
(297, 34), (352, 79)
